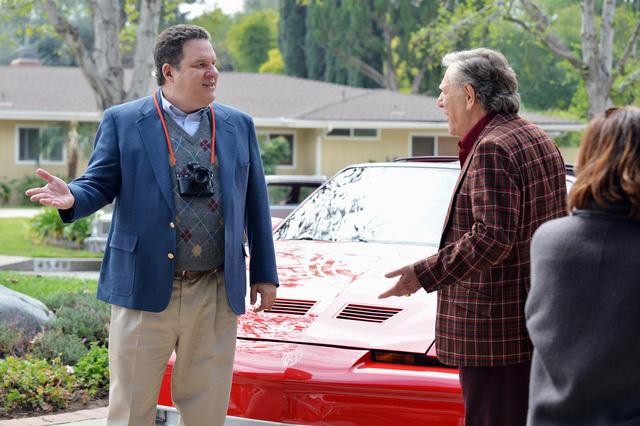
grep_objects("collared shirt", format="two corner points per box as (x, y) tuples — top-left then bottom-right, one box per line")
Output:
(160, 91), (208, 136)
(458, 112), (497, 166)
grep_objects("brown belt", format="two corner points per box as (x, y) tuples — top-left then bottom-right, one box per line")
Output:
(173, 267), (222, 281)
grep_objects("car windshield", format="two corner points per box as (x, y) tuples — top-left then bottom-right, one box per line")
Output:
(274, 165), (460, 246)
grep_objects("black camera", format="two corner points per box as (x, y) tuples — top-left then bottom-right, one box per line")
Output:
(177, 162), (214, 197)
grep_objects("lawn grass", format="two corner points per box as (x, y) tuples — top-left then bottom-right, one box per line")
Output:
(0, 218), (102, 258)
(0, 271), (97, 301)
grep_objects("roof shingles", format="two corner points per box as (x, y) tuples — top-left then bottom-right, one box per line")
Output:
(0, 66), (579, 126)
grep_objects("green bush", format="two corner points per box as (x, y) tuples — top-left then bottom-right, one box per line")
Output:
(30, 291), (109, 364)
(0, 274), (110, 417)
(31, 329), (88, 365)
(29, 208), (65, 241)
(63, 217), (93, 242)
(0, 323), (28, 358)
(0, 180), (11, 205)
(29, 208), (94, 244)
(53, 294), (110, 344)
(40, 289), (89, 311)
(10, 175), (44, 206)
(0, 356), (77, 416)
(75, 344), (109, 398)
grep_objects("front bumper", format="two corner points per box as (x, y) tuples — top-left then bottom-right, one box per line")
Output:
(157, 340), (463, 425)
(156, 405), (302, 426)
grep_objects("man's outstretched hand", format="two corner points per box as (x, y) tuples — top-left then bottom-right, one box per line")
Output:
(24, 168), (75, 210)
(379, 264), (423, 299)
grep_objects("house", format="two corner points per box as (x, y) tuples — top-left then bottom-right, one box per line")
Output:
(0, 64), (583, 189)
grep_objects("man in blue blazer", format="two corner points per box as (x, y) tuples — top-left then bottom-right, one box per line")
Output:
(26, 24), (278, 426)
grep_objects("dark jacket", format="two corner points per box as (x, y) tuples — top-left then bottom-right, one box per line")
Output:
(414, 113), (567, 367)
(526, 205), (640, 425)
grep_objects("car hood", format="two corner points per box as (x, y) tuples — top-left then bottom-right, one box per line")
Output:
(239, 240), (439, 354)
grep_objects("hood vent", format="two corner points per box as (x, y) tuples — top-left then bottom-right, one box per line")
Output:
(336, 304), (402, 323)
(266, 298), (316, 315)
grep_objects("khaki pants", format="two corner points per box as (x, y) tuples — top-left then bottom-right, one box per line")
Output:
(107, 270), (237, 426)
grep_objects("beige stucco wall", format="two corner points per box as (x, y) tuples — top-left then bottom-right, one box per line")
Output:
(286, 128), (319, 175)
(437, 136), (460, 156)
(319, 129), (461, 176)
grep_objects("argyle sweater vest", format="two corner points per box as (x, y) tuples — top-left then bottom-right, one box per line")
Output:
(165, 112), (224, 271)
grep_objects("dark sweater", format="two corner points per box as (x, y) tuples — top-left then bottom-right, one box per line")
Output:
(526, 205), (640, 425)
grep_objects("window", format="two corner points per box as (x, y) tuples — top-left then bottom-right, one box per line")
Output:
(327, 128), (378, 139)
(19, 128), (40, 161)
(17, 125), (66, 163)
(411, 136), (436, 156)
(258, 132), (294, 166)
(326, 128), (350, 137)
(353, 128), (377, 138)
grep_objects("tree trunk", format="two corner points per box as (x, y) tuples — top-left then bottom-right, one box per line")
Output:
(581, 0), (615, 118)
(43, 0), (162, 110)
(126, 0), (163, 101)
(380, 20), (398, 92)
(90, 0), (125, 109)
(66, 121), (79, 179)
(506, 0), (617, 119)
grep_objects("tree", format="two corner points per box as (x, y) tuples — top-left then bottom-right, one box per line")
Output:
(501, 0), (640, 118)
(305, 0), (480, 93)
(45, 0), (164, 110)
(245, 0), (279, 13)
(279, 0), (307, 78)
(477, 3), (580, 111)
(192, 7), (235, 70)
(0, 0), (178, 110)
(259, 48), (285, 74)
(0, 0), (196, 178)
(66, 122), (98, 178)
(227, 9), (278, 72)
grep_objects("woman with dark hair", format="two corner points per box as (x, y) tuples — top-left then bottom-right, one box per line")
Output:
(526, 106), (640, 425)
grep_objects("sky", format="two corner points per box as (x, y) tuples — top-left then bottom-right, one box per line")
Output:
(179, 0), (245, 18)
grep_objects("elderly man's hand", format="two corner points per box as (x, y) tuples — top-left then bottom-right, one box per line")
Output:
(379, 265), (423, 299)
(250, 283), (277, 312)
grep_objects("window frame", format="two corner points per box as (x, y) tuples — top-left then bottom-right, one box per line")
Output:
(257, 131), (296, 169)
(408, 133), (440, 157)
(15, 124), (67, 165)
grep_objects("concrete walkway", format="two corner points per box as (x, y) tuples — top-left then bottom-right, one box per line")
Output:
(0, 407), (107, 426)
(0, 208), (43, 218)
(0, 255), (31, 269)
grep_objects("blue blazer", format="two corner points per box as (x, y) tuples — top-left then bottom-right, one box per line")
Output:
(61, 96), (278, 315)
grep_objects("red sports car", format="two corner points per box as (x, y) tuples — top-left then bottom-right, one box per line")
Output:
(156, 158), (574, 425)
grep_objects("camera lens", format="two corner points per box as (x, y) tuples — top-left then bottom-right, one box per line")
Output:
(193, 168), (210, 186)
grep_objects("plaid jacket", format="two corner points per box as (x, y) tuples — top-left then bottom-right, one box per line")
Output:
(414, 113), (567, 367)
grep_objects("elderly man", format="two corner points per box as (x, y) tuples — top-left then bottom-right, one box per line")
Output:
(380, 48), (567, 426)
